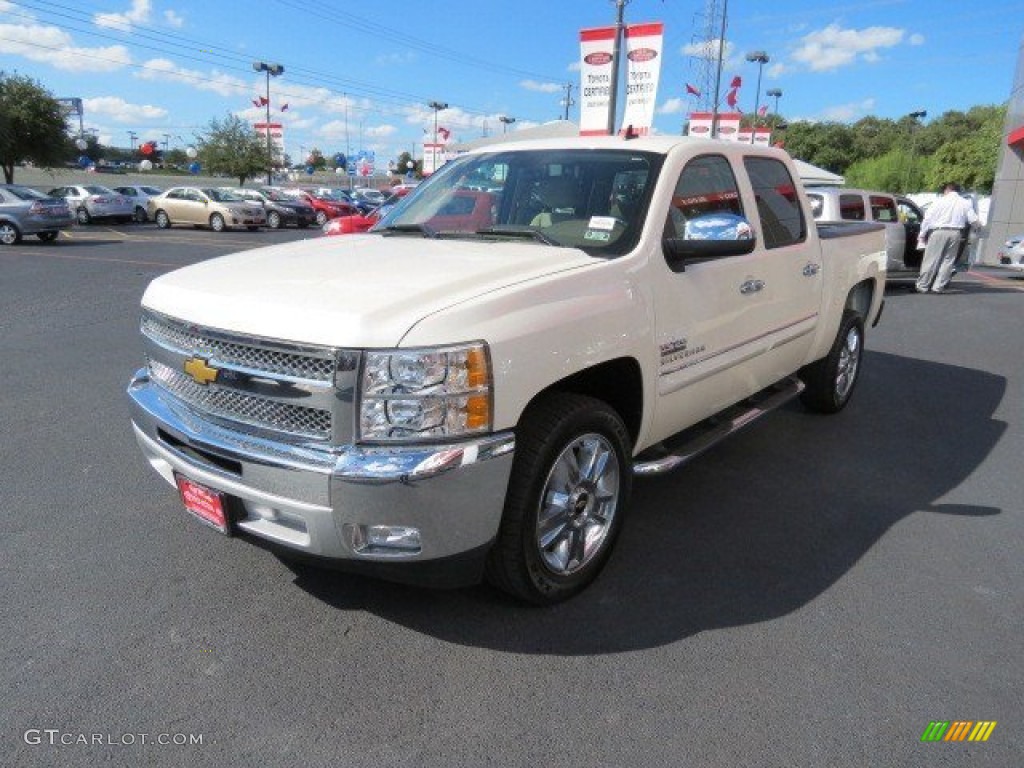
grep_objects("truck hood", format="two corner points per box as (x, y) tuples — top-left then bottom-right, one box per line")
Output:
(142, 234), (596, 347)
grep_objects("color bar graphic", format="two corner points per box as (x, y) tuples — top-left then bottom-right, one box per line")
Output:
(921, 720), (996, 742)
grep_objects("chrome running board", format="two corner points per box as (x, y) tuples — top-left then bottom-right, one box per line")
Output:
(632, 376), (805, 476)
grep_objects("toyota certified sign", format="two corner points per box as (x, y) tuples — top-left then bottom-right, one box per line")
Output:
(584, 52), (612, 66)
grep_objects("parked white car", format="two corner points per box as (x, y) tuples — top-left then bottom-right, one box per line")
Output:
(47, 185), (135, 225)
(113, 185), (163, 223)
(997, 235), (1024, 271)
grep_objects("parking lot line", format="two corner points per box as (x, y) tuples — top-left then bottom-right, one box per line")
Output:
(0, 249), (183, 269)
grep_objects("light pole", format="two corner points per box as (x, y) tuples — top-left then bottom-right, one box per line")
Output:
(253, 60), (284, 185)
(499, 115), (516, 135)
(905, 110), (927, 193)
(745, 50), (769, 144)
(607, 0), (630, 135)
(427, 101), (447, 176)
(127, 131), (138, 152)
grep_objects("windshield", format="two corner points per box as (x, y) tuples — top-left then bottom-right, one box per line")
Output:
(203, 188), (244, 202)
(84, 185), (115, 195)
(376, 148), (662, 257)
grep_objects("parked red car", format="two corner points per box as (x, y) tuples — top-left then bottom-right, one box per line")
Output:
(322, 211), (380, 236)
(293, 191), (356, 225)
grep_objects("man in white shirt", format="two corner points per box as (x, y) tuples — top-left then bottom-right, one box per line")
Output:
(916, 182), (979, 293)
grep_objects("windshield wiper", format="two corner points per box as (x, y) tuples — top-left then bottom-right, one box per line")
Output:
(475, 226), (561, 246)
(380, 223), (439, 239)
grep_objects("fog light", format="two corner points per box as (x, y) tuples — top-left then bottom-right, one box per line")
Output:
(347, 524), (422, 556)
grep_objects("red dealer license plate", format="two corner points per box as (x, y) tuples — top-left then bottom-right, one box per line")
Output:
(174, 474), (230, 535)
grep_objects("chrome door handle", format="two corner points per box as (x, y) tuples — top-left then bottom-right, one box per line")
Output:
(803, 263), (821, 276)
(740, 279), (765, 294)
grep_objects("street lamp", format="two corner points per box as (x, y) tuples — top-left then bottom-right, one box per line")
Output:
(127, 130), (138, 152)
(745, 50), (770, 144)
(765, 88), (782, 138)
(427, 100), (448, 146)
(905, 110), (927, 193)
(499, 115), (516, 135)
(253, 60), (285, 185)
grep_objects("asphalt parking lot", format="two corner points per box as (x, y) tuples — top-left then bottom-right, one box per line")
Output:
(2, 223), (1022, 767)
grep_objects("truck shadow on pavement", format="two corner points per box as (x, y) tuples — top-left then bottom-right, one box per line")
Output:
(287, 350), (1006, 655)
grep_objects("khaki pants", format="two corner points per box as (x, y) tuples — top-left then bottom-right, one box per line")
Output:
(916, 229), (962, 293)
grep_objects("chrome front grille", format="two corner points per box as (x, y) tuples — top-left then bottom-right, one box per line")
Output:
(141, 314), (336, 381)
(140, 310), (354, 444)
(149, 360), (332, 439)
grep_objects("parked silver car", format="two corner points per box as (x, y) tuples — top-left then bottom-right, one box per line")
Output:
(113, 185), (163, 223)
(47, 185), (135, 225)
(0, 184), (75, 245)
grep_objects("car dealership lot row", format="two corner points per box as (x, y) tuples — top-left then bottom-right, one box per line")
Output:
(1, 232), (1022, 768)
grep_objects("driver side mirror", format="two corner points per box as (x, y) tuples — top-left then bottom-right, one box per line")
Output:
(663, 212), (757, 271)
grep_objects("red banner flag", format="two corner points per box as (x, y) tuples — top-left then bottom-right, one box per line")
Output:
(252, 98), (261, 107)
(730, 75), (742, 88)
(758, 105), (768, 116)
(726, 87), (739, 108)
(280, 103), (289, 112)
(259, 96), (269, 107)
(685, 83), (700, 97)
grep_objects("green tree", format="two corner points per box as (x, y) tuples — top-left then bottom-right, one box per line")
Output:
(0, 72), (70, 183)
(394, 151), (420, 179)
(195, 114), (271, 187)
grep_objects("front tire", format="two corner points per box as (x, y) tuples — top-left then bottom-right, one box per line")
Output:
(799, 310), (864, 413)
(486, 393), (632, 604)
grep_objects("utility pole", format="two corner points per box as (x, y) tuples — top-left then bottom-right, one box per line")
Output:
(710, 0), (728, 139)
(127, 131), (138, 151)
(561, 82), (575, 121)
(606, 0), (629, 135)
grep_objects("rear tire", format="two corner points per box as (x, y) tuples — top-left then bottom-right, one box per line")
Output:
(799, 310), (864, 413)
(154, 210), (171, 229)
(209, 213), (226, 232)
(267, 211), (281, 229)
(133, 206), (148, 223)
(486, 393), (631, 604)
(315, 210), (328, 226)
(0, 221), (21, 245)
(76, 207), (91, 225)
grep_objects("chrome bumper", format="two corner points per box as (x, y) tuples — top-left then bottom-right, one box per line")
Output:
(127, 369), (515, 578)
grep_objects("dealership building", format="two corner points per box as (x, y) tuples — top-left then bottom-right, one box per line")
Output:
(981, 34), (1024, 263)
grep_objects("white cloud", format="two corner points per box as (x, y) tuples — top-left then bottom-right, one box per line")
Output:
(521, 80), (561, 94)
(374, 51), (416, 66)
(909, 33), (925, 46)
(94, 0), (152, 32)
(819, 98), (877, 122)
(658, 98), (685, 115)
(791, 24), (904, 71)
(135, 58), (250, 98)
(0, 1), (13, 12)
(0, 23), (132, 71)
(567, 61), (581, 72)
(84, 96), (168, 122)
(767, 62), (789, 78)
(164, 9), (184, 28)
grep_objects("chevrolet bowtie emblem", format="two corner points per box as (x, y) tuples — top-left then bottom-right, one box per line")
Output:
(183, 356), (219, 386)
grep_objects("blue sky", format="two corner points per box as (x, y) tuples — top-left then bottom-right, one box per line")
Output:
(1, 0), (1021, 167)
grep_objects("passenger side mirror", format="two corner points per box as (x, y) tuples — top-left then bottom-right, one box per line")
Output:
(663, 212), (757, 270)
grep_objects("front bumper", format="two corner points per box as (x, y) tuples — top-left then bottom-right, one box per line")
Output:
(127, 369), (515, 586)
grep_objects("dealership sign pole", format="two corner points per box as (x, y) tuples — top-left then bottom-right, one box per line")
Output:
(579, 27), (617, 136)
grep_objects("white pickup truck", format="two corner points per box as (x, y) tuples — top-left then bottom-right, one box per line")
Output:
(128, 137), (886, 604)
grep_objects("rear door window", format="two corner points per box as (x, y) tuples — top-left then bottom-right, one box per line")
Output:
(743, 157), (807, 249)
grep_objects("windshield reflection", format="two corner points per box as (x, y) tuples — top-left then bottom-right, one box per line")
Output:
(376, 148), (662, 257)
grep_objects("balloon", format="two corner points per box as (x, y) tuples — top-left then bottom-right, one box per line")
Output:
(186, 146), (198, 159)
(77, 155), (91, 169)
(305, 165), (315, 175)
(139, 159), (153, 171)
(75, 138), (88, 151)
(141, 143), (153, 155)
(188, 161), (201, 174)
(334, 153), (346, 169)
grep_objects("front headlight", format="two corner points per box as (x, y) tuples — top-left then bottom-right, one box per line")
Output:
(358, 343), (492, 442)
